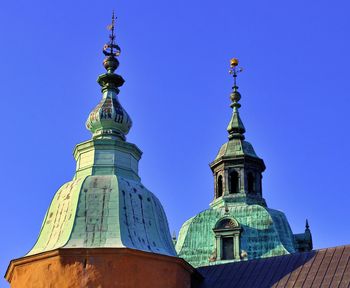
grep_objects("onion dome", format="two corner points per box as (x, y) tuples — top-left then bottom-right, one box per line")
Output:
(86, 12), (132, 141)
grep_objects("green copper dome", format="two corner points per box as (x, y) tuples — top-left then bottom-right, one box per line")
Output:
(214, 139), (258, 161)
(27, 15), (176, 258)
(28, 173), (176, 256)
(176, 205), (297, 267)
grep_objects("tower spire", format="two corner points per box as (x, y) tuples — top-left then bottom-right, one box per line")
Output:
(102, 11), (121, 74)
(107, 10), (116, 53)
(227, 58), (246, 140)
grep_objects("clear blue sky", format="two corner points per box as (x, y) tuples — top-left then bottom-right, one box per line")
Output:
(1, 0), (350, 285)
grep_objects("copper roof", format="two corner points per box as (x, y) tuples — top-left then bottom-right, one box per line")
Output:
(197, 245), (350, 288)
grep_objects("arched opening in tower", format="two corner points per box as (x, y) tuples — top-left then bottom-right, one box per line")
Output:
(217, 175), (223, 197)
(229, 171), (239, 194)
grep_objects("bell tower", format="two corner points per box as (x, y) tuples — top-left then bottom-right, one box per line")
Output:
(210, 58), (266, 207)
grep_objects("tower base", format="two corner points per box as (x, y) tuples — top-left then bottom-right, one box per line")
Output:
(5, 248), (201, 288)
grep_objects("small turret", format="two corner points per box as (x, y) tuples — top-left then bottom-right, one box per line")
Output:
(210, 58), (266, 207)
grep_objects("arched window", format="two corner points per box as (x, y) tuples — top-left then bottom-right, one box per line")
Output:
(217, 175), (223, 198)
(213, 218), (241, 261)
(229, 170), (239, 194)
(247, 172), (255, 194)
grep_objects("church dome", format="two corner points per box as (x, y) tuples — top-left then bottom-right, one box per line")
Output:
(27, 175), (176, 257)
(175, 205), (296, 267)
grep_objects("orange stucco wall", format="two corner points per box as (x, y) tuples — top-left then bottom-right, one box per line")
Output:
(6, 248), (200, 288)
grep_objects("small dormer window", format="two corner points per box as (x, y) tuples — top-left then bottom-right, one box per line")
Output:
(213, 218), (241, 261)
(217, 175), (223, 198)
(229, 170), (239, 194)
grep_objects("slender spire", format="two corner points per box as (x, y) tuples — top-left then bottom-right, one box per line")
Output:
(102, 11), (121, 74)
(97, 11), (124, 92)
(227, 58), (246, 140)
(305, 219), (310, 230)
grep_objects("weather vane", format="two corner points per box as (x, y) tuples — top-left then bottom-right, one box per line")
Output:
(103, 10), (121, 57)
(229, 58), (243, 89)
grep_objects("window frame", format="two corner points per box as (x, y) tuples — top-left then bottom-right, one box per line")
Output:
(213, 217), (241, 261)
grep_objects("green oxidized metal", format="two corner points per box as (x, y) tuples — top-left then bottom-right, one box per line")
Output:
(27, 27), (176, 257)
(176, 204), (297, 267)
(175, 60), (312, 267)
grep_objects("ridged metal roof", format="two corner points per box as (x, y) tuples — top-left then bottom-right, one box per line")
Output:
(27, 174), (176, 257)
(197, 245), (350, 288)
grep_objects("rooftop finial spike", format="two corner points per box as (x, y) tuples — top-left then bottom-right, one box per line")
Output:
(227, 58), (246, 140)
(107, 11), (116, 55)
(229, 58), (243, 91)
(305, 219), (310, 230)
(102, 11), (121, 73)
(86, 12), (131, 141)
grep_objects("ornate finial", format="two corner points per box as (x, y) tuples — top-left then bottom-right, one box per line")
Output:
(102, 11), (121, 74)
(227, 58), (246, 140)
(229, 58), (243, 89)
(86, 13), (131, 141)
(103, 11), (120, 57)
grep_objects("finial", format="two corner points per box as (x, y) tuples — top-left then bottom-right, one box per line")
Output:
(305, 219), (310, 230)
(86, 13), (131, 141)
(229, 58), (243, 90)
(172, 231), (177, 240)
(227, 58), (246, 140)
(102, 11), (121, 73)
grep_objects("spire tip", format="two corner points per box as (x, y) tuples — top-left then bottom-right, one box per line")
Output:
(227, 57), (246, 140)
(102, 11), (121, 73)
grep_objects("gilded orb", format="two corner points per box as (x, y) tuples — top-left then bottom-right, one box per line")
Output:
(230, 58), (239, 67)
(230, 91), (241, 102)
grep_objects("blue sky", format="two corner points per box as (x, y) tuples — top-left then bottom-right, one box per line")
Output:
(1, 0), (350, 285)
